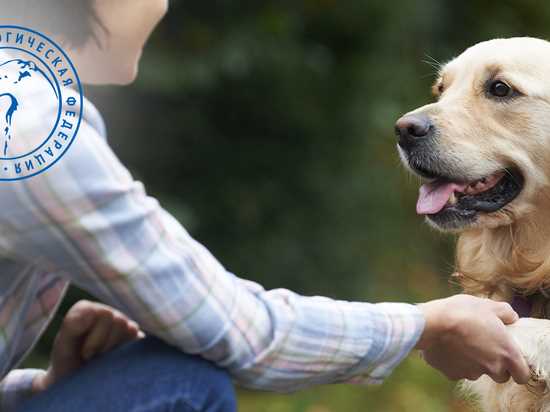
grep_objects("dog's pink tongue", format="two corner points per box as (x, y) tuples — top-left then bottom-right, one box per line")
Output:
(416, 181), (466, 215)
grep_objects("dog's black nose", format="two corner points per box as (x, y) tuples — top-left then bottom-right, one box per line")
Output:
(395, 114), (433, 150)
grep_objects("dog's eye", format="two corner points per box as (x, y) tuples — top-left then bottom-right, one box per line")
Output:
(488, 80), (512, 98)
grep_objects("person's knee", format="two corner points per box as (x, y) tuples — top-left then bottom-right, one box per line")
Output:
(198, 360), (237, 412)
(123, 337), (237, 411)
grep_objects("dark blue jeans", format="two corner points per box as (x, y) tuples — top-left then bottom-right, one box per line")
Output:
(20, 337), (237, 412)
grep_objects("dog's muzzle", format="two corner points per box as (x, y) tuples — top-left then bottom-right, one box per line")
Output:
(394, 114), (434, 152)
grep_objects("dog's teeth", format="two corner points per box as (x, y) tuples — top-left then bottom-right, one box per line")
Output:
(448, 192), (457, 205)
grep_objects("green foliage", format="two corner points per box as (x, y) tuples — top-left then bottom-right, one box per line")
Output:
(238, 356), (471, 412)
(27, 1), (550, 410)
(95, 0), (458, 301)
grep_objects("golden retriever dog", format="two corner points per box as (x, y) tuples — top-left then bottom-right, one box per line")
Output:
(395, 37), (550, 411)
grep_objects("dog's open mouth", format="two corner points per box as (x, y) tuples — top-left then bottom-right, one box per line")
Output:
(415, 168), (524, 222)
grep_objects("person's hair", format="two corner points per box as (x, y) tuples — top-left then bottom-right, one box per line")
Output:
(0, 0), (104, 48)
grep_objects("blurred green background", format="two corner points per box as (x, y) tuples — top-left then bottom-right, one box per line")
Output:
(23, 0), (550, 411)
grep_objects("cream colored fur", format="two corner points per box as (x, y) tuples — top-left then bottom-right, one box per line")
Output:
(464, 319), (550, 412)
(401, 37), (550, 411)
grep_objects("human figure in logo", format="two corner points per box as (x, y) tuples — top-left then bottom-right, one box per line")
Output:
(0, 59), (58, 156)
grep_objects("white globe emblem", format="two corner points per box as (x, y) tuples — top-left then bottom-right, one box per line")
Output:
(0, 26), (83, 181)
(0, 56), (60, 159)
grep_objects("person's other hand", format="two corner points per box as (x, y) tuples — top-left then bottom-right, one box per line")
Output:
(416, 294), (530, 384)
(33, 300), (143, 393)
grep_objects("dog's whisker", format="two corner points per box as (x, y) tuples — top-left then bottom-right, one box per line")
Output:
(503, 168), (521, 186)
(420, 71), (438, 80)
(423, 53), (442, 69)
(420, 61), (440, 72)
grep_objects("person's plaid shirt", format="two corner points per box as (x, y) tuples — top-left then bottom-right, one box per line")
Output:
(0, 96), (424, 411)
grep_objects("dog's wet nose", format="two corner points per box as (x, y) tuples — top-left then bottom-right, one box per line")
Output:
(395, 114), (433, 149)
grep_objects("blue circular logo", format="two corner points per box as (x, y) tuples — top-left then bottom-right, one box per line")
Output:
(0, 25), (83, 181)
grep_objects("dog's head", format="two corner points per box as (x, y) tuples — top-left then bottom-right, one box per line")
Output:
(397, 37), (550, 232)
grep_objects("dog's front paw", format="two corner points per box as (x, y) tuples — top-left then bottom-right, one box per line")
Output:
(464, 318), (550, 412)
(507, 317), (550, 382)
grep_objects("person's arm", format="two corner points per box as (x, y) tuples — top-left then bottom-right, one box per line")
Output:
(0, 271), (68, 412)
(223, 278), (425, 388)
(4, 105), (529, 391)
(2, 110), (424, 391)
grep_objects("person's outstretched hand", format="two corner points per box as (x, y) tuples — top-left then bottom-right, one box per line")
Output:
(33, 300), (143, 393)
(416, 294), (531, 384)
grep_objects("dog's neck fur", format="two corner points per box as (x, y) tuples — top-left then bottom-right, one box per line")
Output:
(456, 201), (550, 301)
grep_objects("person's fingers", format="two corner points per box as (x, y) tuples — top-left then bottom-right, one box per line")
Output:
(487, 367), (511, 384)
(125, 320), (142, 339)
(48, 300), (103, 380)
(58, 300), (98, 340)
(101, 317), (139, 353)
(493, 302), (519, 325)
(54, 301), (98, 359)
(81, 310), (114, 360)
(505, 343), (531, 384)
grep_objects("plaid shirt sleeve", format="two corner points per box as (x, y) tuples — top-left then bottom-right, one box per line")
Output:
(5, 105), (425, 395)
(0, 369), (46, 411)
(0, 270), (68, 411)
